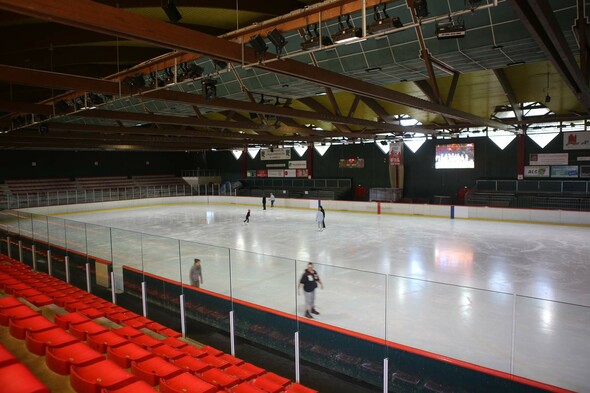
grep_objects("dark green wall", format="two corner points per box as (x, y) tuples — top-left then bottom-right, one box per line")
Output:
(1, 132), (584, 200)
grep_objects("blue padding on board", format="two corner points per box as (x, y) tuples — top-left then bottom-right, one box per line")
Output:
(451, 205), (455, 219)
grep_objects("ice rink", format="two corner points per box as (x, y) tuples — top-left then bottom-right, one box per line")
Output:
(54, 202), (590, 392)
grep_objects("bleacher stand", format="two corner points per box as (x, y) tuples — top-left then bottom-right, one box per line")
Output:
(132, 175), (187, 188)
(76, 176), (135, 190)
(5, 178), (78, 195)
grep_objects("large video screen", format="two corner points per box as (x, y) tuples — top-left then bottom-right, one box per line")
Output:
(435, 143), (475, 169)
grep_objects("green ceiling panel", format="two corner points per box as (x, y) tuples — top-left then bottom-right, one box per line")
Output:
(365, 48), (394, 68)
(340, 53), (368, 73)
(318, 58), (344, 74)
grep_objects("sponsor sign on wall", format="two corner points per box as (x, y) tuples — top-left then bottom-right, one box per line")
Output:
(267, 169), (284, 177)
(255, 170), (268, 177)
(524, 166), (550, 178)
(288, 160), (307, 169)
(260, 148), (292, 160)
(550, 165), (579, 178)
(580, 165), (590, 178)
(529, 153), (568, 165)
(338, 158), (365, 168)
(564, 132), (590, 150)
(283, 170), (297, 178)
(296, 169), (308, 177)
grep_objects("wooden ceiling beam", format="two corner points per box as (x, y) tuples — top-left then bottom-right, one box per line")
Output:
(0, 0), (508, 129)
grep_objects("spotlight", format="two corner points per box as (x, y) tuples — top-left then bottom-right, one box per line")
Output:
(300, 24), (333, 50)
(201, 79), (217, 100)
(368, 4), (403, 35)
(162, 0), (182, 23)
(545, 94), (551, 103)
(267, 28), (288, 56)
(435, 17), (465, 39)
(249, 34), (268, 60)
(213, 59), (228, 70)
(331, 15), (363, 44)
(38, 124), (49, 135)
(55, 100), (71, 114)
(123, 75), (146, 89)
(413, 0), (429, 18)
(182, 63), (203, 79)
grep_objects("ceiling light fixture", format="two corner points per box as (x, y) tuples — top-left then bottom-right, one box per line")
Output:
(162, 0), (182, 23)
(249, 34), (268, 61)
(368, 4), (403, 35)
(544, 72), (551, 103)
(435, 16), (465, 39)
(413, 0), (429, 18)
(201, 79), (217, 100)
(267, 28), (288, 56)
(331, 15), (363, 44)
(300, 24), (333, 50)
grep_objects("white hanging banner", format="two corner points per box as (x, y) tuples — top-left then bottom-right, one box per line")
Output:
(260, 148), (292, 160)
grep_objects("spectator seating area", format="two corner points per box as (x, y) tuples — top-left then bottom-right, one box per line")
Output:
(0, 253), (316, 393)
(0, 175), (189, 195)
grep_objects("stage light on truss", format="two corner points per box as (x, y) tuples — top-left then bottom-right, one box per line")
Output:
(267, 28), (288, 56)
(300, 23), (333, 50)
(249, 34), (268, 60)
(212, 59), (228, 70)
(162, 0), (182, 23)
(331, 15), (363, 44)
(201, 79), (217, 100)
(368, 4), (403, 35)
(413, 0), (429, 18)
(435, 17), (466, 39)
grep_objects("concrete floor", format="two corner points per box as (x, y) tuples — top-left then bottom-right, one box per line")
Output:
(42, 202), (590, 392)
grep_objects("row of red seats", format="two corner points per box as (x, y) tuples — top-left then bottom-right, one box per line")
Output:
(0, 254), (317, 393)
(0, 342), (50, 393)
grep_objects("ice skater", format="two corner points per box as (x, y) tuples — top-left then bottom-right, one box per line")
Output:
(262, 195), (267, 210)
(316, 206), (324, 231)
(270, 193), (276, 207)
(189, 258), (203, 288)
(320, 205), (326, 229)
(244, 209), (251, 223)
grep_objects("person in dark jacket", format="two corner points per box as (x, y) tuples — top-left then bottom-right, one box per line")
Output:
(298, 262), (323, 318)
(262, 195), (267, 210)
(244, 209), (251, 223)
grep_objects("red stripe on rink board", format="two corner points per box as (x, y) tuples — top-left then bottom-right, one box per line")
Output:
(122, 266), (573, 393)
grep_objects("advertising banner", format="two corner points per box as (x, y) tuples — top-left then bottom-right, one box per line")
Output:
(529, 153), (568, 165)
(288, 160), (307, 169)
(255, 170), (268, 177)
(260, 148), (292, 160)
(550, 165), (578, 178)
(524, 166), (550, 178)
(389, 142), (403, 165)
(580, 165), (590, 178)
(267, 169), (284, 177)
(283, 170), (297, 178)
(564, 132), (590, 150)
(296, 169), (308, 177)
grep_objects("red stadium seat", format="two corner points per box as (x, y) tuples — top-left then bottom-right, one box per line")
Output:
(231, 382), (265, 393)
(260, 372), (290, 387)
(178, 345), (207, 358)
(54, 312), (90, 330)
(0, 304), (39, 326)
(129, 333), (163, 349)
(149, 344), (185, 361)
(25, 327), (79, 356)
(77, 307), (106, 320)
(69, 320), (109, 341)
(219, 353), (244, 366)
(0, 296), (24, 310)
(130, 356), (183, 386)
(107, 342), (154, 369)
(171, 355), (211, 374)
(70, 359), (137, 393)
(200, 354), (230, 369)
(199, 368), (239, 390)
(284, 383), (318, 393)
(46, 341), (104, 375)
(0, 343), (18, 367)
(159, 372), (217, 393)
(162, 336), (188, 349)
(223, 365), (257, 382)
(0, 362), (50, 393)
(238, 363), (266, 378)
(251, 375), (284, 393)
(9, 314), (55, 340)
(87, 331), (129, 353)
(100, 379), (157, 392)
(201, 345), (223, 357)
(111, 325), (143, 339)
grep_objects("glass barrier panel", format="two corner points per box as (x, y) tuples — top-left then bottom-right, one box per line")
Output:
(17, 211), (33, 238)
(63, 219), (89, 290)
(387, 275), (513, 384)
(16, 212), (34, 267)
(141, 233), (182, 331)
(111, 228), (144, 315)
(0, 211), (9, 254)
(514, 296), (590, 392)
(297, 261), (387, 389)
(31, 214), (49, 273)
(229, 249), (298, 369)
(181, 240), (231, 350)
(46, 216), (67, 282)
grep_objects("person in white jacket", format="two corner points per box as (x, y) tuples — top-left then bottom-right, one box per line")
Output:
(316, 206), (324, 231)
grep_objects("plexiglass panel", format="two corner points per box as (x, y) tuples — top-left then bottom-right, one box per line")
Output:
(111, 228), (144, 314)
(31, 214), (48, 243)
(297, 260), (387, 389)
(387, 275), (513, 373)
(85, 223), (113, 262)
(513, 296), (590, 392)
(142, 233), (182, 325)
